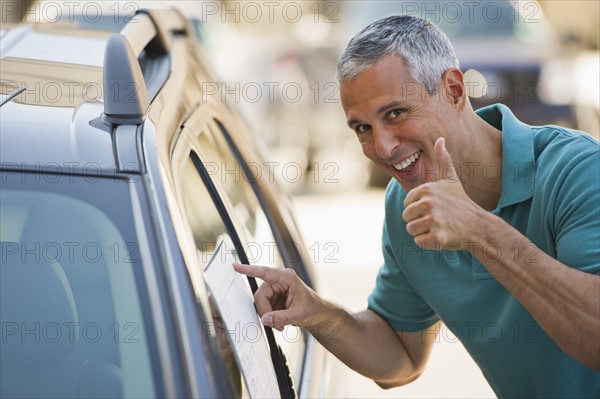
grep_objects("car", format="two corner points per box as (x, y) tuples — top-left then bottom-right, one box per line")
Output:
(0, 7), (343, 398)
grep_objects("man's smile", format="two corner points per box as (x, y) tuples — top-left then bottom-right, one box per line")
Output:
(392, 150), (423, 171)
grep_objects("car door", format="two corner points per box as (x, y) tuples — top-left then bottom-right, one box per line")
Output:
(168, 107), (297, 398)
(195, 113), (344, 398)
(183, 116), (309, 380)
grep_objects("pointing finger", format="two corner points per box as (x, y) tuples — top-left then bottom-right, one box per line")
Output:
(233, 263), (286, 284)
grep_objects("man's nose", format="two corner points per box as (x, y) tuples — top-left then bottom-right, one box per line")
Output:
(373, 127), (399, 161)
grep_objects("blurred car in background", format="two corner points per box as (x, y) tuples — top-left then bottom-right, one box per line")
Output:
(0, 6), (345, 398)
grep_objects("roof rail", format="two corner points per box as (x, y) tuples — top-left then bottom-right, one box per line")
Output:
(103, 8), (188, 125)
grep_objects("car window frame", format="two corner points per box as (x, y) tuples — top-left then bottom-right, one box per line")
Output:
(212, 118), (316, 287)
(141, 118), (236, 399)
(195, 118), (310, 384)
(169, 114), (296, 399)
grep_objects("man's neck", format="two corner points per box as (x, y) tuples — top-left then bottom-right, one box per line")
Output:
(459, 113), (503, 211)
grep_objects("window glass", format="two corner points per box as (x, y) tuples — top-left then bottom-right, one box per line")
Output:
(182, 155), (286, 398)
(181, 156), (248, 397)
(197, 124), (279, 266)
(0, 172), (157, 399)
(195, 122), (305, 386)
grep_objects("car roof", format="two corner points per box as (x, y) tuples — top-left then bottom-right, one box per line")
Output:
(0, 23), (116, 172)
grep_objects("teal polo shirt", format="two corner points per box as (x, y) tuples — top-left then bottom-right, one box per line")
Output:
(368, 104), (600, 397)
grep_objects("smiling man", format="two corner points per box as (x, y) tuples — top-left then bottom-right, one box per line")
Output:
(235, 15), (600, 397)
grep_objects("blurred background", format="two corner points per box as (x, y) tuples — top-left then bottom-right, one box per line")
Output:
(184, 0), (600, 193)
(3, 1), (598, 397)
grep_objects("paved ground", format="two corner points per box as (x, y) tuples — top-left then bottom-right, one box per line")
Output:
(293, 189), (496, 398)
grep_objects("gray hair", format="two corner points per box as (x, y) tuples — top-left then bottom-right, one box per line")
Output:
(337, 15), (459, 94)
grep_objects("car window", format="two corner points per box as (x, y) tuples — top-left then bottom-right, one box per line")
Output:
(342, 0), (545, 40)
(435, 1), (515, 38)
(196, 122), (284, 267)
(180, 156), (248, 397)
(0, 172), (158, 399)
(194, 120), (306, 385)
(181, 154), (289, 398)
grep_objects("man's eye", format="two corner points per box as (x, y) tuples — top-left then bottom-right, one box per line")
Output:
(388, 109), (406, 119)
(355, 125), (369, 134)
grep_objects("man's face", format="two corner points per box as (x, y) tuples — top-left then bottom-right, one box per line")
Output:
(340, 54), (459, 192)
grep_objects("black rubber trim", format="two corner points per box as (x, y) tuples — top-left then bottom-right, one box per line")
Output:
(214, 120), (314, 288)
(190, 151), (296, 399)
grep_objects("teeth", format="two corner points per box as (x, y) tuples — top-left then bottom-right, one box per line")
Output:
(393, 151), (422, 171)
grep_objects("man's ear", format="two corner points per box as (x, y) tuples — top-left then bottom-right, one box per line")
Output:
(441, 68), (467, 109)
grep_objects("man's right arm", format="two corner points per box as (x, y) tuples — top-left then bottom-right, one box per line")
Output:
(233, 263), (439, 388)
(311, 305), (439, 388)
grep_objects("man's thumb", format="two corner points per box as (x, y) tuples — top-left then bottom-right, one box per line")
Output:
(434, 137), (458, 181)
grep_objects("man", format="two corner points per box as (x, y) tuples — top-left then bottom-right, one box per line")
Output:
(235, 15), (600, 397)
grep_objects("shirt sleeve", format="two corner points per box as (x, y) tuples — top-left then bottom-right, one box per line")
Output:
(552, 147), (600, 274)
(367, 182), (439, 332)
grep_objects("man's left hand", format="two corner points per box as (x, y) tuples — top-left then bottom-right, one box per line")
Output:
(402, 137), (484, 250)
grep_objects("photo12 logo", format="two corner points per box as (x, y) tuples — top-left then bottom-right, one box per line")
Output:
(1, 1), (342, 24)
(198, 1), (340, 24)
(1, 1), (140, 24)
(1, 321), (141, 344)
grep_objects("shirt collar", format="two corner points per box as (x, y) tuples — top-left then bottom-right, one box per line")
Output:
(475, 104), (536, 210)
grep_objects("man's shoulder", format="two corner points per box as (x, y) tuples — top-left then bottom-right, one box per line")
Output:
(533, 124), (599, 158)
(530, 126), (599, 215)
(532, 125), (599, 179)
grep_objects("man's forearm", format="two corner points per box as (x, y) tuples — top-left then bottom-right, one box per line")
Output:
(471, 211), (600, 370)
(308, 305), (435, 386)
(232, 263), (439, 384)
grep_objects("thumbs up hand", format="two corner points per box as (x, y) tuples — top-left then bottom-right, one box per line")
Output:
(434, 136), (459, 182)
(402, 137), (482, 250)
